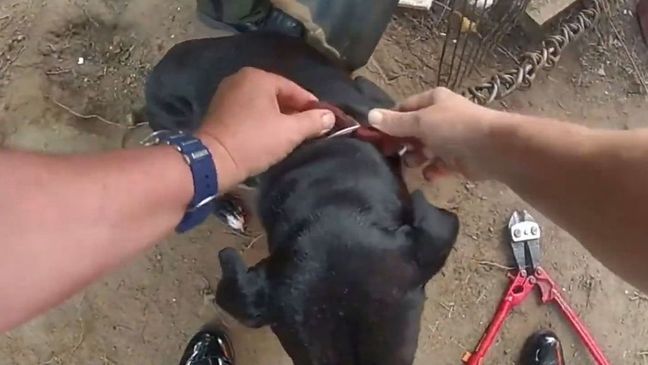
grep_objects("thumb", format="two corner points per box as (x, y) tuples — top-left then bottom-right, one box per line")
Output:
(289, 109), (336, 139)
(368, 109), (421, 137)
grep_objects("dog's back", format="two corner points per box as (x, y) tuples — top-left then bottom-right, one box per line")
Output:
(218, 139), (459, 365)
(259, 138), (406, 248)
(146, 32), (394, 133)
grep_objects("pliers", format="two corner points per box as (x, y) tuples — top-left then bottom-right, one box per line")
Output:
(463, 211), (611, 365)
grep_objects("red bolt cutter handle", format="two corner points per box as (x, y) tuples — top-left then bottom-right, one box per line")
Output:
(465, 268), (611, 365)
(469, 211), (612, 365)
(463, 273), (535, 365)
(534, 268), (611, 365)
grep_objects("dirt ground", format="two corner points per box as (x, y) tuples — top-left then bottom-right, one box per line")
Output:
(1, 0), (647, 364)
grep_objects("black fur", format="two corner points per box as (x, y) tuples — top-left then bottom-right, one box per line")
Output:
(146, 32), (459, 365)
(146, 32), (394, 132)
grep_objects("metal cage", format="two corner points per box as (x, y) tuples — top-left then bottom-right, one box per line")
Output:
(431, 0), (531, 90)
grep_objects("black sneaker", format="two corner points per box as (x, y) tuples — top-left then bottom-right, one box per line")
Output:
(519, 330), (565, 365)
(196, 0), (270, 32)
(213, 194), (247, 234)
(178, 328), (235, 365)
(196, 0), (303, 36)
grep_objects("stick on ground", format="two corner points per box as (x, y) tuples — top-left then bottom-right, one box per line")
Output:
(50, 98), (125, 128)
(477, 260), (514, 271)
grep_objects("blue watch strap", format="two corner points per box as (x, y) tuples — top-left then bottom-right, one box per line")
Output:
(158, 133), (219, 233)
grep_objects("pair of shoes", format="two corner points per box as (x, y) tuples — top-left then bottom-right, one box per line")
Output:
(179, 325), (561, 365)
(520, 330), (565, 365)
(178, 329), (235, 365)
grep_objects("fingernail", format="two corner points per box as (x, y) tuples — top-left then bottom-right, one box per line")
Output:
(368, 109), (383, 126)
(322, 112), (335, 130)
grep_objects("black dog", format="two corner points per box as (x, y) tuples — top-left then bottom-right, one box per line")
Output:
(146, 32), (459, 365)
(146, 33), (394, 132)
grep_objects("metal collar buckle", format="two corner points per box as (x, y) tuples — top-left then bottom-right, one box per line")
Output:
(141, 130), (179, 147)
(325, 124), (361, 139)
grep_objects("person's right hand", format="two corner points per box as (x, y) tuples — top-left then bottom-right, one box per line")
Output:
(197, 67), (335, 192)
(368, 87), (504, 181)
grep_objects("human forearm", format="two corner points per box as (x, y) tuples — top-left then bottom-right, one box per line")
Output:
(0, 68), (334, 332)
(0, 146), (197, 331)
(370, 87), (648, 291)
(489, 116), (648, 289)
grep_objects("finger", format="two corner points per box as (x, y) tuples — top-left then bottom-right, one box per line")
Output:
(403, 151), (427, 168)
(287, 109), (336, 139)
(368, 109), (421, 138)
(396, 89), (437, 112)
(423, 158), (450, 182)
(422, 147), (437, 160)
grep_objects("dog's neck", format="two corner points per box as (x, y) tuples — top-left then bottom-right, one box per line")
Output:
(305, 101), (412, 156)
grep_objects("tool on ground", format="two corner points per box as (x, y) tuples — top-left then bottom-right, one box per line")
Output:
(462, 210), (611, 365)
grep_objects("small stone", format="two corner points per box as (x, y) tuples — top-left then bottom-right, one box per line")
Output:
(204, 293), (216, 304)
(125, 113), (134, 126)
(77, 57), (85, 65)
(627, 81), (643, 95)
(596, 65), (606, 77)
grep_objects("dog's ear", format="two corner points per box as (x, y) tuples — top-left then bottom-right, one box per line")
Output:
(406, 190), (459, 280)
(216, 248), (269, 328)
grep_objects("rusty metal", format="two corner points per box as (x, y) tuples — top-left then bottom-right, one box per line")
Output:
(463, 0), (604, 105)
(434, 0), (532, 90)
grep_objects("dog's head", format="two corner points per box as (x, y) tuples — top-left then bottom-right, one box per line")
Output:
(216, 190), (458, 365)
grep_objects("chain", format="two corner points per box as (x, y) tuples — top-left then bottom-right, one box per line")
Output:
(463, 0), (604, 105)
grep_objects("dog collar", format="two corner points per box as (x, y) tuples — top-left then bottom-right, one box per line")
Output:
(305, 101), (412, 156)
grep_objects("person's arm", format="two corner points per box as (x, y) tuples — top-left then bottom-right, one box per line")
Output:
(0, 68), (335, 332)
(369, 88), (648, 292)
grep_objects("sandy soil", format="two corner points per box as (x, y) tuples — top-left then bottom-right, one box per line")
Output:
(1, 1), (647, 364)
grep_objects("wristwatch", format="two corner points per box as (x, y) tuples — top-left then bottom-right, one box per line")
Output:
(142, 130), (218, 233)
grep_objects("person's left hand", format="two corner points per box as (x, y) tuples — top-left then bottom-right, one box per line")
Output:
(197, 67), (336, 192)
